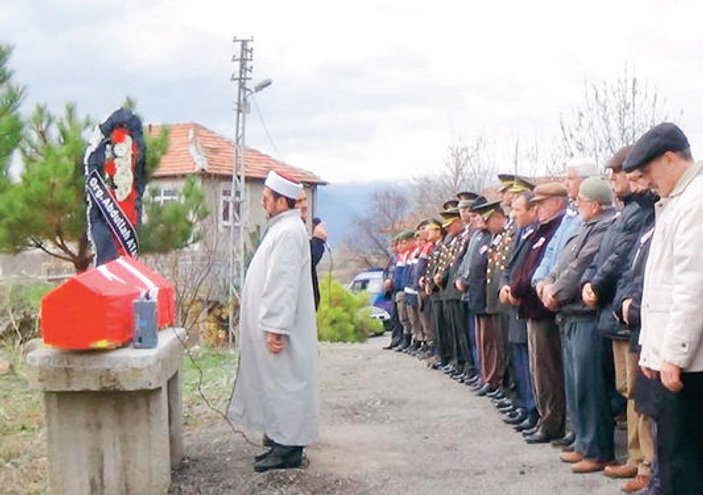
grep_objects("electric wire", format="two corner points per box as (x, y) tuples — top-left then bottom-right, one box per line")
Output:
(169, 326), (262, 449)
(250, 95), (281, 157)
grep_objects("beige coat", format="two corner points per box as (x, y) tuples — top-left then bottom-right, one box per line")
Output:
(640, 161), (703, 372)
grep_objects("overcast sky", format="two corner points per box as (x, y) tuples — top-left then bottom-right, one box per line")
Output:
(2, 0), (703, 183)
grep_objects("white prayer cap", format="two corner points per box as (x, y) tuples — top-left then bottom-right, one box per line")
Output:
(264, 170), (303, 199)
(565, 157), (598, 178)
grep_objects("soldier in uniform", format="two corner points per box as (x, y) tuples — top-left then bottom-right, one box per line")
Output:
(425, 201), (458, 370)
(416, 219), (444, 360)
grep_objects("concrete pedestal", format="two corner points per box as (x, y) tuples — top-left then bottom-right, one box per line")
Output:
(26, 328), (187, 495)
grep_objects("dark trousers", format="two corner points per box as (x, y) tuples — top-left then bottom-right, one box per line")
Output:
(431, 298), (450, 365)
(527, 318), (565, 437)
(466, 309), (480, 374)
(657, 371), (703, 495)
(445, 299), (471, 372)
(389, 297), (403, 345)
(476, 314), (505, 388)
(561, 317), (614, 461)
(511, 342), (536, 413)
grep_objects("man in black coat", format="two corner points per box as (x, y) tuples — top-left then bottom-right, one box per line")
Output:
(610, 173), (658, 495)
(580, 147), (655, 488)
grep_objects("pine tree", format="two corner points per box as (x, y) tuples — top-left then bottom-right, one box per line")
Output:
(0, 84), (207, 271)
(0, 44), (24, 185)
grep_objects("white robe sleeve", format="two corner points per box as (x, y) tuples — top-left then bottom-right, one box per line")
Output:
(258, 226), (306, 335)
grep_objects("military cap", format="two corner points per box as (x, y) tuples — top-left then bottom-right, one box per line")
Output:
(440, 207), (461, 228)
(441, 216), (461, 229)
(623, 122), (690, 172)
(442, 199), (459, 210)
(415, 219), (430, 231)
(469, 195), (488, 211)
(508, 175), (536, 193)
(425, 218), (443, 230)
(458, 199), (474, 209)
(397, 229), (415, 241)
(440, 207), (460, 219)
(579, 176), (613, 205)
(497, 173), (517, 192)
(530, 183), (568, 203)
(456, 191), (479, 201)
(470, 197), (503, 220)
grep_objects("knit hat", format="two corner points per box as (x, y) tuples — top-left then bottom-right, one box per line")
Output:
(579, 176), (613, 205)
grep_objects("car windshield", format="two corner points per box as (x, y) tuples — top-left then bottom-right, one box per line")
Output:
(350, 275), (383, 294)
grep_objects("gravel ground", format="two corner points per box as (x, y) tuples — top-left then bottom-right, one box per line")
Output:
(170, 336), (626, 494)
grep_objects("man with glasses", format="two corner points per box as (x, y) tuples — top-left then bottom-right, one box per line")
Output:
(540, 177), (618, 473)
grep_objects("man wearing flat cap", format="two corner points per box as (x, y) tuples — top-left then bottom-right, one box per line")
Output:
(625, 123), (703, 494)
(533, 157), (598, 289)
(508, 183), (569, 445)
(540, 176), (618, 473)
(229, 170), (319, 472)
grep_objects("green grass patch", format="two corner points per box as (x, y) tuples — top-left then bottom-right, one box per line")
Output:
(180, 346), (238, 430)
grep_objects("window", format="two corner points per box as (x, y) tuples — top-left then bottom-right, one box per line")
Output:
(221, 187), (232, 227)
(153, 187), (178, 206)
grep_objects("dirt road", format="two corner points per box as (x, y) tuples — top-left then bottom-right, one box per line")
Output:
(170, 338), (624, 494)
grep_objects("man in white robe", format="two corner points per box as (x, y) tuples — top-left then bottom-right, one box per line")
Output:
(228, 170), (320, 472)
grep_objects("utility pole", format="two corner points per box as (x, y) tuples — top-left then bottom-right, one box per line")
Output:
(228, 36), (253, 345)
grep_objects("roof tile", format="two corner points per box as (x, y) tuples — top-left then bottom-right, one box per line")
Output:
(147, 123), (326, 184)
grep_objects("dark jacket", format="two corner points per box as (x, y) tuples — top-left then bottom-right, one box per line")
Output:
(311, 237), (325, 309)
(503, 222), (538, 343)
(612, 192), (657, 349)
(581, 192), (655, 339)
(486, 221), (517, 315)
(510, 213), (563, 320)
(441, 228), (472, 302)
(456, 229), (491, 313)
(545, 208), (617, 317)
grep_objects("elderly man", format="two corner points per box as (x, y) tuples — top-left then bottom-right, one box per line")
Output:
(623, 123), (703, 495)
(541, 177), (617, 473)
(509, 183), (568, 444)
(228, 170), (319, 472)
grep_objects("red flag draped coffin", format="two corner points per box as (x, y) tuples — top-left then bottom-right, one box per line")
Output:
(40, 257), (176, 349)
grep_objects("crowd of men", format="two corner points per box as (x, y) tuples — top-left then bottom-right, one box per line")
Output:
(381, 123), (703, 495)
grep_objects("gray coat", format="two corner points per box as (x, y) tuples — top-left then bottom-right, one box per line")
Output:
(544, 208), (617, 317)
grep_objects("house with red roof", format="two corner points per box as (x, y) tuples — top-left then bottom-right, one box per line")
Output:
(147, 122), (326, 252)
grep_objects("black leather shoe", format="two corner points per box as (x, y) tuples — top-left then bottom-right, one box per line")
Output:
(521, 425), (539, 437)
(503, 411), (527, 425)
(468, 380), (484, 391)
(255, 448), (273, 462)
(550, 431), (575, 448)
(442, 366), (456, 375)
(466, 375), (481, 386)
(524, 430), (556, 444)
(475, 383), (495, 397)
(492, 397), (512, 407)
(497, 404), (517, 414)
(514, 415), (538, 431)
(262, 434), (274, 447)
(486, 388), (505, 399)
(253, 445), (303, 472)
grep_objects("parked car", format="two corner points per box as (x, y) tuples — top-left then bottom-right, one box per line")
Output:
(348, 269), (393, 335)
